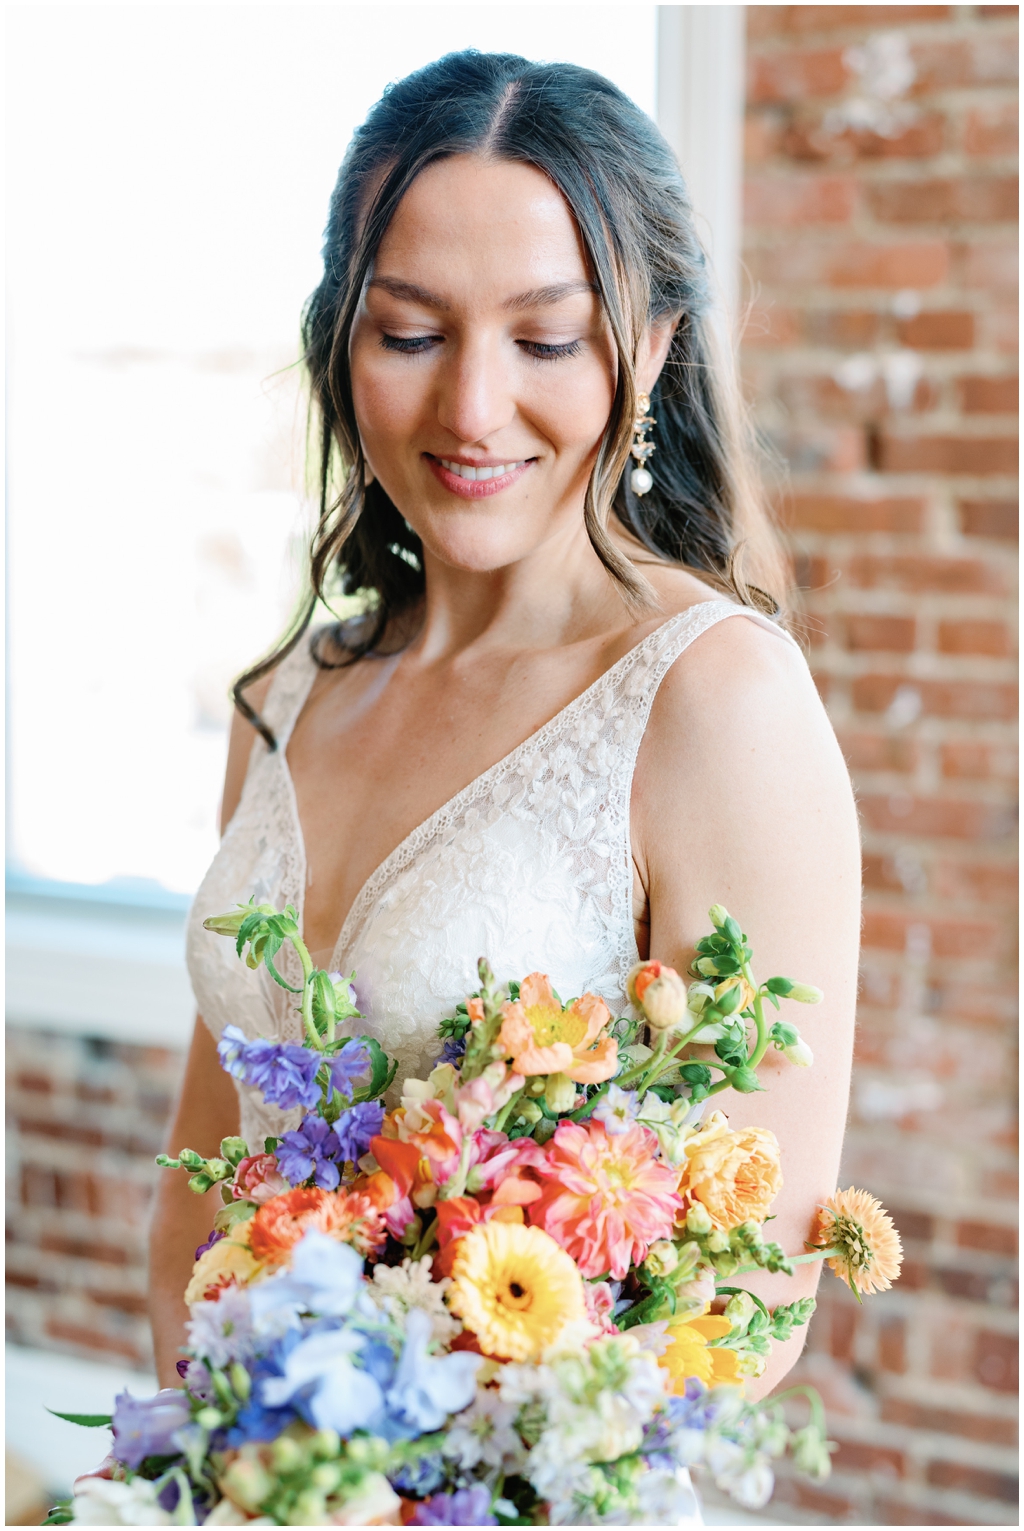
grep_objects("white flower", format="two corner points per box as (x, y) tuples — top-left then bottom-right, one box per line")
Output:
(369, 1255), (461, 1346)
(71, 1477), (170, 1525)
(330, 1473), (402, 1526)
(186, 1285), (255, 1369)
(443, 1388), (524, 1471)
(636, 1093), (700, 1166)
(634, 1467), (700, 1525)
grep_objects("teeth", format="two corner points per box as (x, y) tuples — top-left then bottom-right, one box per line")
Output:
(440, 459), (524, 481)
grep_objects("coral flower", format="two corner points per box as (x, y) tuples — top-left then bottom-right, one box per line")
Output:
(677, 1115), (783, 1232)
(660, 1313), (742, 1390)
(528, 1120), (682, 1279)
(247, 1186), (385, 1265)
(447, 1220), (587, 1362)
(497, 974), (617, 1083)
(811, 1187), (903, 1298)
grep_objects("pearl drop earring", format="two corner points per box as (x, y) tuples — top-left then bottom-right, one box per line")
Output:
(629, 392), (656, 497)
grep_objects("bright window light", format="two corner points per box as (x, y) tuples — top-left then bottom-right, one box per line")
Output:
(7, 5), (656, 895)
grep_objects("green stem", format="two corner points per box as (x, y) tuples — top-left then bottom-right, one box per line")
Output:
(289, 932), (321, 1050)
(745, 967), (769, 1071)
(729, 1247), (839, 1278)
(491, 1088), (524, 1136)
(770, 1383), (828, 1438)
(409, 1215), (439, 1262)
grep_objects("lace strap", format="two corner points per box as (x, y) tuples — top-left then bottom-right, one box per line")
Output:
(620, 599), (801, 710)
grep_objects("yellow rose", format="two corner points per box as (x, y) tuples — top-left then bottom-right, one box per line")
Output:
(185, 1236), (263, 1304)
(677, 1116), (782, 1231)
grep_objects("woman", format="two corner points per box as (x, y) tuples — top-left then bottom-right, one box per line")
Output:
(150, 52), (859, 1404)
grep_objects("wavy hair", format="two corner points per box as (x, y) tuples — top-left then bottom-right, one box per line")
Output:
(234, 50), (789, 747)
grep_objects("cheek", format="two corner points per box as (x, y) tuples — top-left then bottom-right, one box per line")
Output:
(537, 364), (615, 461)
(350, 343), (426, 453)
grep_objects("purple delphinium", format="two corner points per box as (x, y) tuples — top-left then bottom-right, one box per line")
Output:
(434, 1036), (467, 1068)
(275, 1115), (344, 1190)
(411, 1485), (496, 1526)
(334, 1100), (385, 1162)
(111, 1389), (192, 1469)
(194, 1228), (224, 1260)
(326, 1039), (371, 1103)
(217, 1025), (322, 1112)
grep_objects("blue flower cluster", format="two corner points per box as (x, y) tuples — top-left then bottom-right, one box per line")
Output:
(275, 1102), (385, 1190)
(216, 1027), (371, 1112)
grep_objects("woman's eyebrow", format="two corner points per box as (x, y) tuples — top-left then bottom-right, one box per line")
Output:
(366, 276), (598, 312)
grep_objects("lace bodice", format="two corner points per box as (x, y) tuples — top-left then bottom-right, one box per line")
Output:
(186, 600), (796, 1150)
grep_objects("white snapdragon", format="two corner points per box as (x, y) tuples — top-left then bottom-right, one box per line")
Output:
(70, 1476), (172, 1525)
(443, 1389), (525, 1472)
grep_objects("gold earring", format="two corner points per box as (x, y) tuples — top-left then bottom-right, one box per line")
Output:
(630, 392), (656, 497)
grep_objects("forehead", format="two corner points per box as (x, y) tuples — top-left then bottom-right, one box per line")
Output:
(371, 154), (593, 300)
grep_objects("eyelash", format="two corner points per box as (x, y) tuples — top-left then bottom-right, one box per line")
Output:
(379, 334), (583, 360)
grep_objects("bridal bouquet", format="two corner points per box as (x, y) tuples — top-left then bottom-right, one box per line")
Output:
(50, 904), (902, 1527)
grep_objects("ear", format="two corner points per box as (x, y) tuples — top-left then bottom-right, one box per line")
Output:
(637, 314), (679, 395)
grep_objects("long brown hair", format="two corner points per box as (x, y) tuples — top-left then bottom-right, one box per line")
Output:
(235, 50), (789, 748)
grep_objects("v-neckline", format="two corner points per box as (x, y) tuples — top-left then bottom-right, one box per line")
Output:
(279, 604), (711, 973)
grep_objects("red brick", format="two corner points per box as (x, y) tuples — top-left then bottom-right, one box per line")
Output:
(803, 308), (881, 346)
(45, 1319), (143, 1363)
(833, 1439), (905, 1476)
(938, 618), (1014, 655)
(862, 910), (1002, 958)
(927, 1461), (1018, 1503)
(978, 4), (1019, 15)
(853, 674), (1017, 720)
(787, 494), (925, 532)
(846, 555), (1006, 593)
(783, 113), (946, 163)
(846, 614), (916, 651)
(965, 102), (1019, 157)
(15, 1072), (52, 1094)
(941, 739), (1018, 779)
(37, 1234), (130, 1266)
(747, 47), (849, 105)
(826, 240), (951, 288)
(957, 1219), (1018, 1255)
(897, 311), (975, 349)
(879, 1315), (908, 1374)
(913, 36), (1020, 91)
(858, 793), (1012, 839)
(880, 433), (1018, 475)
(975, 1330), (1019, 1392)
(744, 174), (858, 226)
(862, 852), (926, 893)
(963, 238), (1019, 293)
(960, 375), (1019, 414)
(748, 6), (951, 36)
(869, 176), (1018, 225)
(741, 299), (801, 346)
(934, 859), (1018, 902)
(959, 498), (1019, 538)
(885, 1207), (935, 1241)
(839, 731), (920, 772)
(876, 1502), (988, 1527)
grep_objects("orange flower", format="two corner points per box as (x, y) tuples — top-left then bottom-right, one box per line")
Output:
(247, 1186), (385, 1264)
(528, 1120), (682, 1279)
(677, 1115), (782, 1231)
(497, 974), (617, 1083)
(812, 1187), (903, 1297)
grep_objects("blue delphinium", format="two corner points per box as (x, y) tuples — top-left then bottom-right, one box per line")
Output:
(275, 1115), (344, 1189)
(385, 1309), (481, 1435)
(390, 1453), (447, 1497)
(434, 1036), (467, 1068)
(216, 1025), (322, 1111)
(326, 1039), (372, 1103)
(411, 1485), (496, 1526)
(111, 1389), (192, 1469)
(334, 1100), (385, 1162)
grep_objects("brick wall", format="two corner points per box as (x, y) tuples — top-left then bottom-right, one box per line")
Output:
(6, 1026), (184, 1371)
(742, 5), (1017, 1525)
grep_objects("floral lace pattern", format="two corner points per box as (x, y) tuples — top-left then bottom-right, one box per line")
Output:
(186, 601), (796, 1147)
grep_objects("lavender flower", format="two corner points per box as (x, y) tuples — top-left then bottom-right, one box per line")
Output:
(326, 1039), (371, 1103)
(217, 1026), (323, 1112)
(194, 1228), (224, 1260)
(434, 1036), (467, 1068)
(275, 1115), (344, 1190)
(411, 1485), (496, 1526)
(111, 1389), (192, 1469)
(335, 1100), (385, 1162)
(592, 1083), (639, 1136)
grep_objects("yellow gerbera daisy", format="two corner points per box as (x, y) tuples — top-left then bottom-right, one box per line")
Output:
(660, 1313), (743, 1391)
(447, 1220), (587, 1362)
(812, 1186), (903, 1299)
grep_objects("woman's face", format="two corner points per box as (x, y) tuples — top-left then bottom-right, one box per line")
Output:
(349, 154), (622, 577)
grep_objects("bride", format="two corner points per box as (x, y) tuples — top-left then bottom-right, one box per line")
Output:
(149, 51), (859, 1404)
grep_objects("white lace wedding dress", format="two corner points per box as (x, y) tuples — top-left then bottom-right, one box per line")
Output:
(186, 598), (795, 1151)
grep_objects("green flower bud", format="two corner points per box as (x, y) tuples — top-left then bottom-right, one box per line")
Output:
(517, 1101), (543, 1124)
(708, 905), (730, 929)
(544, 1073), (577, 1113)
(735, 1350), (768, 1378)
(202, 907), (250, 937)
(271, 1436), (303, 1473)
(310, 1429), (340, 1460)
(686, 1203), (714, 1237)
(188, 1173), (214, 1195)
(731, 1067), (763, 1094)
(204, 1158), (233, 1182)
(674, 1240), (702, 1278)
(789, 983), (824, 1004)
(528, 1077), (547, 1096)
(695, 956), (722, 978)
(724, 1291), (757, 1329)
(791, 1425), (832, 1480)
(219, 1137), (249, 1167)
(311, 1463), (343, 1493)
(783, 1035), (814, 1067)
(195, 1406), (223, 1430)
(706, 1226), (730, 1253)
(644, 1240), (679, 1279)
(229, 1362), (251, 1401)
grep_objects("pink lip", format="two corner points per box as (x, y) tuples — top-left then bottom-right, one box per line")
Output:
(426, 455), (533, 499)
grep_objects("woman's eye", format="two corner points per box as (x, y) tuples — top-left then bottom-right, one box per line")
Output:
(518, 339), (584, 360)
(379, 333), (441, 354)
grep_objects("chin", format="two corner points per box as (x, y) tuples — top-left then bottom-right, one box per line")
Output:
(415, 518), (547, 576)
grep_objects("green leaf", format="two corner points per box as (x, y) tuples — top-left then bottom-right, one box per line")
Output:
(723, 916), (743, 945)
(43, 1506), (74, 1526)
(766, 976), (795, 996)
(46, 1409), (112, 1427)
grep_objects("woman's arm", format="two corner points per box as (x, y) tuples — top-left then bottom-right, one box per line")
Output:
(148, 1017), (240, 1387)
(634, 614), (860, 1402)
(149, 676), (273, 1385)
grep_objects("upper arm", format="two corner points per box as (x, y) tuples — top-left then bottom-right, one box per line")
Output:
(633, 614), (861, 1327)
(220, 673), (274, 834)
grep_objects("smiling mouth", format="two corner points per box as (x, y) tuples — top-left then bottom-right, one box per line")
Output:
(437, 457), (529, 481)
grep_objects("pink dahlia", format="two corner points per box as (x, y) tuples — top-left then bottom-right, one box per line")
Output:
(528, 1119), (683, 1279)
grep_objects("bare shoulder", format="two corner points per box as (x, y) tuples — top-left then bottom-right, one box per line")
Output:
(220, 670), (275, 833)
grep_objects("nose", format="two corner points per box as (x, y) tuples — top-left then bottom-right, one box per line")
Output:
(435, 334), (516, 446)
